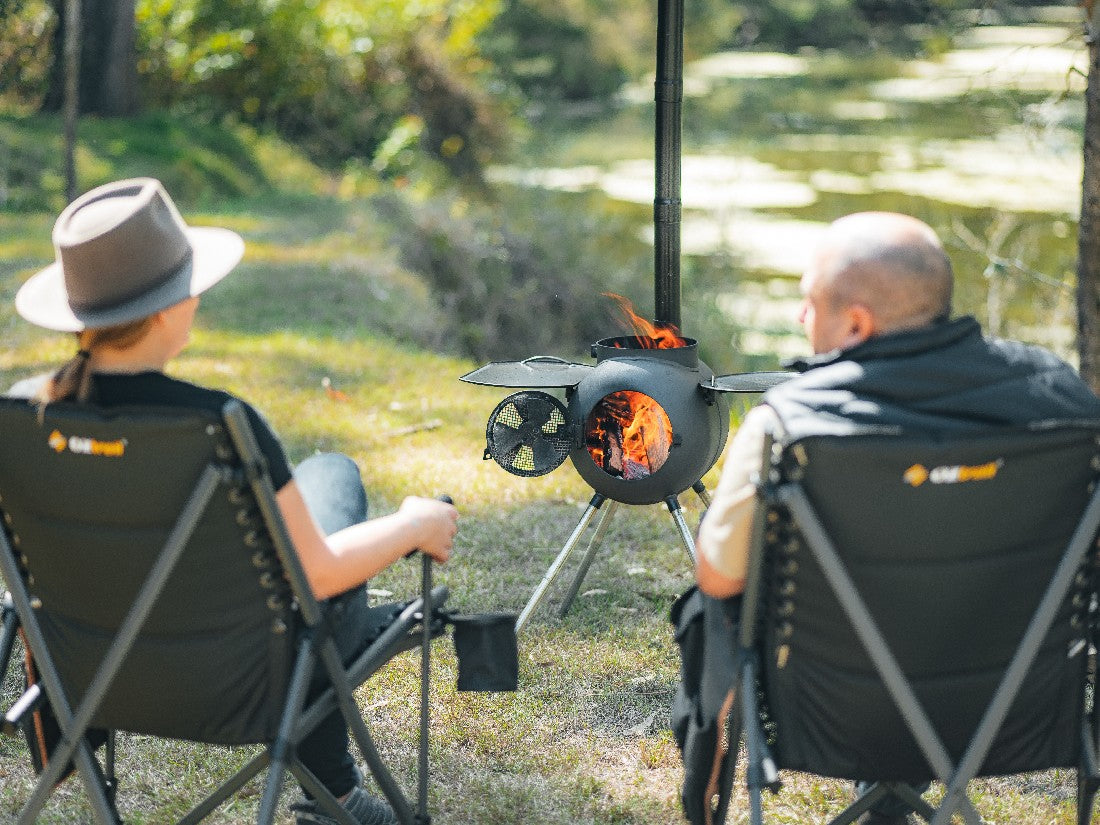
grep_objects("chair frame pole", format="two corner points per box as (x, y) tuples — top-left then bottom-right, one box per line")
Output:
(222, 402), (324, 630)
(417, 554), (433, 824)
(932, 482), (1100, 824)
(256, 640), (318, 825)
(0, 463), (222, 825)
(224, 400), (429, 824)
(0, 592), (18, 683)
(781, 483), (984, 824)
(733, 432), (777, 825)
(318, 637), (419, 824)
(178, 592), (443, 825)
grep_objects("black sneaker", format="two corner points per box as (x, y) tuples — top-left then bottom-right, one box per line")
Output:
(290, 785), (397, 825)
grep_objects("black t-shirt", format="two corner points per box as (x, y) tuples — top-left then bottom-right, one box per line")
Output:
(87, 371), (294, 491)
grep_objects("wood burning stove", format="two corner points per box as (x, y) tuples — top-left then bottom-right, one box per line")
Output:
(462, 326), (789, 630)
(571, 335), (727, 506)
(461, 0), (793, 629)
(467, 334), (787, 506)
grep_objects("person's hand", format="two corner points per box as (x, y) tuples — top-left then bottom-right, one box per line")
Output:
(399, 495), (458, 563)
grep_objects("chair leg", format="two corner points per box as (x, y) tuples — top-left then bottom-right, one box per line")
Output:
(0, 592), (18, 679)
(828, 782), (888, 825)
(317, 638), (417, 825)
(1078, 773), (1099, 825)
(177, 752), (268, 825)
(257, 641), (316, 825)
(711, 695), (743, 825)
(740, 663), (780, 825)
(1078, 728), (1100, 825)
(87, 747), (124, 825)
(104, 730), (118, 806)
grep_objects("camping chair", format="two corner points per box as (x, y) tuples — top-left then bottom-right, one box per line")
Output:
(0, 396), (448, 825)
(717, 422), (1100, 825)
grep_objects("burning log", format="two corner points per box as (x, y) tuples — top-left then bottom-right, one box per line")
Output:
(587, 390), (672, 480)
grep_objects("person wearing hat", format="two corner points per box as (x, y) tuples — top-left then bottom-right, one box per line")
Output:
(14, 177), (459, 825)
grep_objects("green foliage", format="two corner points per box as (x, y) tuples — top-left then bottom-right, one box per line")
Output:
(131, 0), (508, 177)
(478, 0), (631, 103)
(476, 0), (743, 106)
(0, 108), (328, 212)
(377, 185), (654, 361)
(0, 0), (54, 107)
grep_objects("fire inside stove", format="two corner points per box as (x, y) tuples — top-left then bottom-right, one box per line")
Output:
(586, 390), (672, 480)
(585, 294), (685, 480)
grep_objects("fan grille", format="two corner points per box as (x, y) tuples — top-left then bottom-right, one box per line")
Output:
(484, 391), (572, 478)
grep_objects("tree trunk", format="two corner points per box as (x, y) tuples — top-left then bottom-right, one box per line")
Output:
(43, 0), (137, 116)
(99, 0), (136, 115)
(1078, 6), (1100, 392)
(63, 0), (80, 202)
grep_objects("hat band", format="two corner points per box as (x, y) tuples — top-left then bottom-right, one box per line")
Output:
(66, 248), (193, 315)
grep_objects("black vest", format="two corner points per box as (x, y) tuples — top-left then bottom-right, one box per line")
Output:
(763, 316), (1100, 441)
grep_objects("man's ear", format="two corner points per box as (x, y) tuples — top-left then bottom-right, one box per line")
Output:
(842, 303), (876, 348)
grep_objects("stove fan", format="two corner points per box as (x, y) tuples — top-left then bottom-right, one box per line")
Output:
(484, 390), (572, 478)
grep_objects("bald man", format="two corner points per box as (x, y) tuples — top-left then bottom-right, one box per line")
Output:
(697, 211), (1100, 599)
(686, 212), (1100, 825)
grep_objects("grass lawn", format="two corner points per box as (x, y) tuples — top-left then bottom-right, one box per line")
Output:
(0, 189), (1085, 824)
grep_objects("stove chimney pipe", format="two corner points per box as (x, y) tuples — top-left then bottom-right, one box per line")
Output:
(653, 0), (684, 331)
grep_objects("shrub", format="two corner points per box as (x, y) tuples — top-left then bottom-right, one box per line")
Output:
(376, 185), (652, 361)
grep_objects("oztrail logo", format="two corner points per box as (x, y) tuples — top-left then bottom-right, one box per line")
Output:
(48, 429), (127, 457)
(903, 459), (1002, 487)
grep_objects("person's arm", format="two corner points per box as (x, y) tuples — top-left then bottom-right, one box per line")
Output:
(695, 405), (775, 598)
(277, 481), (458, 600)
(696, 546), (744, 598)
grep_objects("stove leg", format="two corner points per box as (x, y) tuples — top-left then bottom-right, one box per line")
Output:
(666, 495), (697, 564)
(692, 479), (712, 509)
(516, 494), (606, 632)
(557, 500), (619, 618)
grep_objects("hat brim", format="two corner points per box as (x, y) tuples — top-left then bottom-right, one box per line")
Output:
(16, 227), (245, 332)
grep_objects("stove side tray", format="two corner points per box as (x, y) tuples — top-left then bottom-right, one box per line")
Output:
(460, 357), (594, 389)
(704, 371), (796, 393)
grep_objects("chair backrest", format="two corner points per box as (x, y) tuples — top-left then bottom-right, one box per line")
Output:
(758, 425), (1100, 782)
(0, 396), (297, 744)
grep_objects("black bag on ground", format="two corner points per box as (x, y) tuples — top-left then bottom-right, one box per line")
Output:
(670, 585), (742, 825)
(449, 613), (519, 692)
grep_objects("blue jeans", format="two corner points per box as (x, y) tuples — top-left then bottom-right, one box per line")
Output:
(294, 453), (385, 799)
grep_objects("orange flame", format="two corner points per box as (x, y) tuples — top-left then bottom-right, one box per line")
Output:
(605, 293), (688, 349)
(587, 390), (672, 480)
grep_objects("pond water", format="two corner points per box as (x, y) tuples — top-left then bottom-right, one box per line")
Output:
(491, 13), (1088, 372)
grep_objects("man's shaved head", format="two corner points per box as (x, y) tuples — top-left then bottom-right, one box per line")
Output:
(812, 212), (953, 333)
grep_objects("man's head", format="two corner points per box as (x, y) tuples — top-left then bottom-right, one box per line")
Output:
(799, 212), (953, 354)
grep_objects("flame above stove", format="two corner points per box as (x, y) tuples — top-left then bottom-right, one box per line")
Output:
(605, 293), (689, 349)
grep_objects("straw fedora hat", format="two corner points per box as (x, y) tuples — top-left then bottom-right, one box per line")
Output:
(16, 177), (244, 332)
